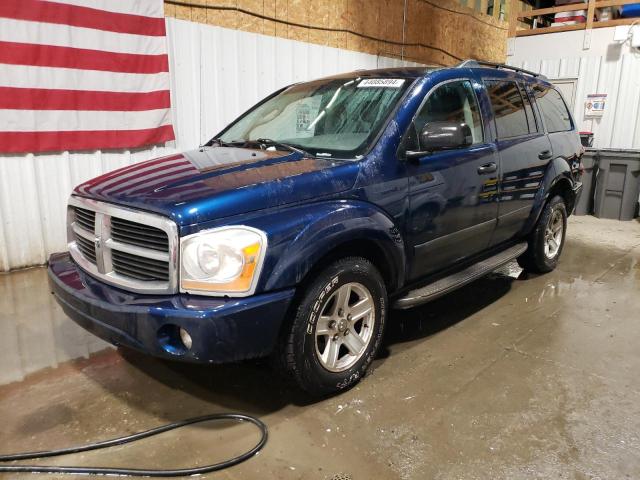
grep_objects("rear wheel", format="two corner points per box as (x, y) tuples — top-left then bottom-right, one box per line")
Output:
(278, 257), (387, 396)
(518, 195), (567, 273)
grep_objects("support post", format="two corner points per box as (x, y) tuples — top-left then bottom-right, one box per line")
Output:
(586, 0), (597, 29)
(584, 0), (596, 49)
(508, 0), (518, 37)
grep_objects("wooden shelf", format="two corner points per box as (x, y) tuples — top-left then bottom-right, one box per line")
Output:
(517, 3), (588, 18)
(512, 0), (640, 37)
(515, 24), (586, 36)
(515, 17), (639, 36)
(593, 0), (640, 8)
(518, 0), (639, 18)
(593, 17), (640, 28)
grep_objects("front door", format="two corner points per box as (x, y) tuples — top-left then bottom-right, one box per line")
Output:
(403, 79), (500, 280)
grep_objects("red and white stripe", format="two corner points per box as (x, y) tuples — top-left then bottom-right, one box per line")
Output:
(0, 0), (175, 154)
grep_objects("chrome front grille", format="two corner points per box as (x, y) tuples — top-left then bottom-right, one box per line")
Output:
(74, 233), (97, 265)
(111, 217), (169, 252)
(67, 196), (178, 294)
(111, 250), (169, 281)
(74, 207), (96, 233)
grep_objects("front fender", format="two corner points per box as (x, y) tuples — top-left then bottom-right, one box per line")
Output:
(251, 200), (406, 292)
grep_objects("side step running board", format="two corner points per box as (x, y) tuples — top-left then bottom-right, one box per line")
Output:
(393, 242), (528, 309)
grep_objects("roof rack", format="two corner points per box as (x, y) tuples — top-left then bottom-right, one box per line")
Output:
(457, 59), (546, 79)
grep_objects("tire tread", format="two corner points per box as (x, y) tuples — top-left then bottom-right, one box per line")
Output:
(276, 256), (386, 396)
(518, 195), (567, 273)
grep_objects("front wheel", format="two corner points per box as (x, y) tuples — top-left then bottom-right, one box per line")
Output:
(278, 257), (387, 396)
(518, 195), (567, 273)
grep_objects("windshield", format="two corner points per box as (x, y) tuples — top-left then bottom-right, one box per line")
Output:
(216, 77), (414, 158)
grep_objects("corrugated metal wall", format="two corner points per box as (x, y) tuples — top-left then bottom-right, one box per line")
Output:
(0, 146), (175, 272)
(508, 54), (640, 150)
(165, 18), (421, 149)
(0, 17), (420, 272)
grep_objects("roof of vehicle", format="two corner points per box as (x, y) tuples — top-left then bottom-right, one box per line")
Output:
(313, 61), (550, 86)
(322, 66), (440, 80)
(458, 59), (549, 82)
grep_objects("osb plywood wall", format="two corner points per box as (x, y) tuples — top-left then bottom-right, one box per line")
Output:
(164, 0), (507, 65)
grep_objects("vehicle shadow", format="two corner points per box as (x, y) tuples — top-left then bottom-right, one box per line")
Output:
(382, 268), (520, 351)
(114, 266), (523, 412)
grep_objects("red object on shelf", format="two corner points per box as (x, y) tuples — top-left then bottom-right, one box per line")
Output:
(555, 15), (587, 22)
(553, 9), (587, 26)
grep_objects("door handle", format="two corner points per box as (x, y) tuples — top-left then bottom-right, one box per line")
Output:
(477, 162), (497, 174)
(538, 150), (553, 160)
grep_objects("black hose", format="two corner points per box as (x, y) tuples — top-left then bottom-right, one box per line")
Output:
(0, 413), (268, 477)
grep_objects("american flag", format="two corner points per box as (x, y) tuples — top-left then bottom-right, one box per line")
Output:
(0, 0), (175, 154)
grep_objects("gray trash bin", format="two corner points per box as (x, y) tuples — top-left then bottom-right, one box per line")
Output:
(593, 149), (640, 221)
(574, 149), (598, 216)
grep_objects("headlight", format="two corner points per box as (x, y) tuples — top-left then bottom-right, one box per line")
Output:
(180, 226), (267, 296)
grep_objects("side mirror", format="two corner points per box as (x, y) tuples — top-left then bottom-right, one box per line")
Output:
(406, 121), (473, 159)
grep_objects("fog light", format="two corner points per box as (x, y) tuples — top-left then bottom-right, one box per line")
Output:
(179, 328), (193, 350)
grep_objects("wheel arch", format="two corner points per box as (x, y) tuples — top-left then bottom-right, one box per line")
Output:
(520, 162), (576, 236)
(261, 200), (406, 294)
(296, 237), (399, 293)
(546, 176), (576, 213)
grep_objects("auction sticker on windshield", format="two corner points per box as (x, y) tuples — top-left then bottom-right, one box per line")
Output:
(357, 79), (405, 88)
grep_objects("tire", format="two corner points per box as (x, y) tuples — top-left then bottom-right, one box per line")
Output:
(278, 257), (387, 396)
(518, 195), (567, 273)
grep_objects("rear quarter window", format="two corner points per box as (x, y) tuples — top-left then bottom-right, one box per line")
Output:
(531, 85), (573, 133)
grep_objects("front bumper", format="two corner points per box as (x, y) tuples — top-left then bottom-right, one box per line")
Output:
(48, 252), (295, 363)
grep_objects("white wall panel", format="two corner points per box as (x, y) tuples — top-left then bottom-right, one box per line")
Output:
(0, 18), (420, 271)
(0, 146), (175, 271)
(509, 27), (640, 150)
(611, 55), (640, 149)
(165, 18), (420, 150)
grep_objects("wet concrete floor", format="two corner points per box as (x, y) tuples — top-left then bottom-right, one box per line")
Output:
(1, 215), (639, 479)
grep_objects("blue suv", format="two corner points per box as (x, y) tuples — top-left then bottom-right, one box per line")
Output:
(49, 60), (583, 395)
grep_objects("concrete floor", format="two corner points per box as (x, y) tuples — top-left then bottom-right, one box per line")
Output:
(1, 215), (639, 479)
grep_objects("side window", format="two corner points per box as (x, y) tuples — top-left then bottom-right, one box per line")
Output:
(409, 80), (483, 149)
(531, 85), (573, 133)
(485, 80), (532, 138)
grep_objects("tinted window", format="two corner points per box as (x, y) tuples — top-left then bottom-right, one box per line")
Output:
(532, 85), (572, 133)
(485, 80), (531, 138)
(409, 80), (483, 148)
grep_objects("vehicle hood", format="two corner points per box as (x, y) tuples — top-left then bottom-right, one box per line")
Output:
(74, 147), (358, 226)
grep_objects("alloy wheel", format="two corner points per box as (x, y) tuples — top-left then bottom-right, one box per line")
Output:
(314, 282), (376, 373)
(544, 208), (564, 259)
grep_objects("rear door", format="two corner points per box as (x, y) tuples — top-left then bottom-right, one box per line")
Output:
(530, 83), (582, 171)
(483, 78), (553, 246)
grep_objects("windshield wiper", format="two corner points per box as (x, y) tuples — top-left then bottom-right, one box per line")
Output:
(206, 137), (232, 147)
(253, 138), (312, 157)
(207, 137), (312, 157)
